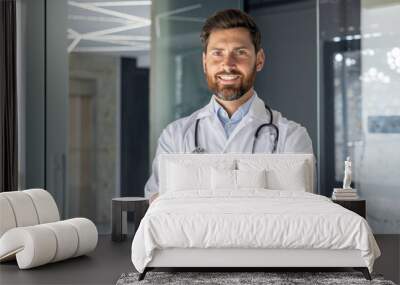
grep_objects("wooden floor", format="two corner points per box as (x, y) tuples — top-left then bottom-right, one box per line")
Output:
(0, 235), (133, 285)
(0, 235), (398, 285)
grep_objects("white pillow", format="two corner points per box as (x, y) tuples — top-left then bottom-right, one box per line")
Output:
(267, 161), (307, 191)
(238, 159), (308, 191)
(165, 161), (234, 192)
(166, 162), (209, 191)
(237, 169), (267, 189)
(211, 168), (267, 190)
(211, 168), (236, 190)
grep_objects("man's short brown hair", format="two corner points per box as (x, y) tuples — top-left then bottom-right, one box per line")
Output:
(200, 9), (261, 53)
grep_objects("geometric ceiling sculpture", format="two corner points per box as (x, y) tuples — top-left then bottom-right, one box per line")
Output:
(67, 0), (151, 53)
(67, 0), (205, 54)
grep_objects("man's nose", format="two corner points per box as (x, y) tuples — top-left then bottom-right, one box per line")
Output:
(222, 53), (236, 71)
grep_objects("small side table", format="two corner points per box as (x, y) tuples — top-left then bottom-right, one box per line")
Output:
(112, 197), (149, 242)
(332, 199), (366, 218)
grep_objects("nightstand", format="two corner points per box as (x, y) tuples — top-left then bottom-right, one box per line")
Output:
(332, 199), (366, 218)
(111, 197), (149, 242)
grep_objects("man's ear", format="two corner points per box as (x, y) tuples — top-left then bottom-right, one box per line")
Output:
(256, 48), (265, 72)
(202, 52), (206, 73)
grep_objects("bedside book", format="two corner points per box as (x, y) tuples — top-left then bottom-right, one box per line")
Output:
(332, 188), (359, 200)
(333, 188), (358, 193)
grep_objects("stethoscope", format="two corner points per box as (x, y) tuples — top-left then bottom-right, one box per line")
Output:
(192, 104), (279, 154)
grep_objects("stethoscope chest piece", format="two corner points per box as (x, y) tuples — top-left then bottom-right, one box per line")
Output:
(192, 147), (205, 154)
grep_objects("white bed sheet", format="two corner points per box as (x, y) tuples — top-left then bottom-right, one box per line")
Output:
(131, 190), (380, 273)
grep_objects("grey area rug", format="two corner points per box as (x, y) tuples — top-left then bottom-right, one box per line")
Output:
(116, 272), (396, 285)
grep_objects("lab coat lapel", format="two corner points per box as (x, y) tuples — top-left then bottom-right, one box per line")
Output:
(194, 97), (227, 150)
(210, 115), (228, 144)
(247, 94), (270, 122)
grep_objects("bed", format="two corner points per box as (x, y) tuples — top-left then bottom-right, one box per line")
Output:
(131, 154), (380, 280)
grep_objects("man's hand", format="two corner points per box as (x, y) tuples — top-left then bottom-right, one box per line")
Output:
(149, 193), (159, 205)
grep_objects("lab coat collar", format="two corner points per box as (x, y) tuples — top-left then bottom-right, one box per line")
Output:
(246, 92), (271, 123)
(195, 97), (215, 119)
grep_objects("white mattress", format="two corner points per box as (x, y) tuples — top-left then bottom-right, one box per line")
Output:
(131, 190), (380, 273)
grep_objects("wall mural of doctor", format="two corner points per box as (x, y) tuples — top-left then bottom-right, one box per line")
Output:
(146, 9), (313, 203)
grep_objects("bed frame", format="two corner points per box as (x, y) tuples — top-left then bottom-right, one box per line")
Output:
(138, 248), (371, 281)
(137, 154), (373, 281)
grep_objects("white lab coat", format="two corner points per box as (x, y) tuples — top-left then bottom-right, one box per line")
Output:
(145, 93), (313, 197)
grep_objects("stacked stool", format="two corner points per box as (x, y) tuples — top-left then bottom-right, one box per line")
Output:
(0, 189), (98, 269)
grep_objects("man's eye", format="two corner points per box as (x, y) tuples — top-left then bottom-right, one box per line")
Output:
(236, 49), (248, 56)
(211, 50), (222, 56)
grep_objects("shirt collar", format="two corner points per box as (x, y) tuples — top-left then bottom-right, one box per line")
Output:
(212, 93), (256, 123)
(195, 90), (270, 122)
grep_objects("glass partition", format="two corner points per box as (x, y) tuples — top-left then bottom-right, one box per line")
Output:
(149, 0), (243, 157)
(39, 0), (151, 233)
(359, 0), (400, 233)
(319, 0), (400, 233)
(66, 1), (151, 232)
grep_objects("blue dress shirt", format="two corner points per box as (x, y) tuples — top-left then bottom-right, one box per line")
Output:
(212, 94), (256, 138)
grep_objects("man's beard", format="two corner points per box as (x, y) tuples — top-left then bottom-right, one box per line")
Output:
(205, 65), (256, 101)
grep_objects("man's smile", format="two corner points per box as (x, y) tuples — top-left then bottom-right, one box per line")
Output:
(216, 74), (241, 84)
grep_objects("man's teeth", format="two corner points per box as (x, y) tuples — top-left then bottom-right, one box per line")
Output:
(218, 75), (239, 80)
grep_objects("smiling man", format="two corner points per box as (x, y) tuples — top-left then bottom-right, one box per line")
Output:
(146, 9), (313, 203)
